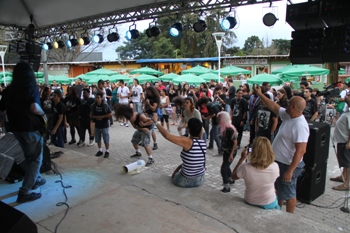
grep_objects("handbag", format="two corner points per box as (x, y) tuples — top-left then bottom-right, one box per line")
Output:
(166, 104), (173, 114)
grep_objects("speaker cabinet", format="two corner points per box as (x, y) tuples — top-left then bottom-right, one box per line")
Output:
(303, 122), (331, 167)
(297, 161), (327, 204)
(0, 201), (37, 233)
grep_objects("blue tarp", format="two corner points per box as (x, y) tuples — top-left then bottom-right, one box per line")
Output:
(136, 57), (218, 63)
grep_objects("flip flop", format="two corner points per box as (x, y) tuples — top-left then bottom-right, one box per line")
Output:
(330, 176), (344, 182)
(332, 184), (350, 191)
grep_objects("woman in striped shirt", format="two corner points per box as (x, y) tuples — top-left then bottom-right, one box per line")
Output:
(154, 117), (206, 188)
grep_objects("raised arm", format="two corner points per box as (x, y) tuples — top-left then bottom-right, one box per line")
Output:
(253, 85), (280, 115)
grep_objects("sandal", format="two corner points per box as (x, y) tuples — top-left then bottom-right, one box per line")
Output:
(332, 184), (350, 191)
(330, 176), (344, 182)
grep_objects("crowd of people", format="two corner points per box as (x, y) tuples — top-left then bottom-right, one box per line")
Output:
(2, 62), (350, 214)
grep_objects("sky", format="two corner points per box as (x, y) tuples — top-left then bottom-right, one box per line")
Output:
(100, 0), (306, 61)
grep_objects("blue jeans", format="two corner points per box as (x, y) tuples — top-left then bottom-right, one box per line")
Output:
(51, 126), (65, 148)
(133, 102), (143, 114)
(13, 131), (43, 194)
(209, 124), (221, 154)
(225, 104), (231, 113)
(173, 170), (205, 188)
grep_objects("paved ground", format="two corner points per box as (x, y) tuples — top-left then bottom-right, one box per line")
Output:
(60, 121), (350, 232)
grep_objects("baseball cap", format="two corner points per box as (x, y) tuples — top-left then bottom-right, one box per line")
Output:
(189, 84), (195, 88)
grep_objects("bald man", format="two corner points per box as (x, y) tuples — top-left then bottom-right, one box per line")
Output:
(254, 85), (309, 214)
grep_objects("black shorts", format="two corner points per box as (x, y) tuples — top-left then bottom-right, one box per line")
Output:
(336, 143), (350, 168)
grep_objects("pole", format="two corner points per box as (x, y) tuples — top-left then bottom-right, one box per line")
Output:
(42, 50), (49, 85)
(0, 45), (7, 86)
(212, 32), (225, 85)
(218, 46), (221, 84)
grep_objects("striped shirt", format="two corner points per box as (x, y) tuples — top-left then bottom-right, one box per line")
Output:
(180, 139), (206, 178)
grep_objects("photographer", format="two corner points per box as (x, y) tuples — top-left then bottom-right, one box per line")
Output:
(231, 137), (279, 210)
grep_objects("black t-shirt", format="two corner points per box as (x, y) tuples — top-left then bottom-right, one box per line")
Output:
(207, 102), (222, 125)
(168, 89), (178, 102)
(230, 98), (248, 126)
(40, 96), (53, 114)
(257, 106), (277, 133)
(221, 128), (238, 153)
(52, 101), (66, 128)
(74, 84), (84, 99)
(91, 102), (111, 129)
(145, 97), (158, 115)
(64, 96), (81, 115)
(106, 88), (112, 105)
(303, 98), (318, 121)
(134, 113), (153, 130)
(0, 87), (40, 132)
(228, 85), (236, 102)
(79, 97), (95, 118)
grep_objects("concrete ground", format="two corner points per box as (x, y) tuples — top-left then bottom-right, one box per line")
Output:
(0, 122), (349, 233)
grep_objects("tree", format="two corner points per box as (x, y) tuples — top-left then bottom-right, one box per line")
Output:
(116, 32), (155, 59)
(271, 39), (291, 55)
(243, 36), (263, 54)
(153, 37), (175, 58)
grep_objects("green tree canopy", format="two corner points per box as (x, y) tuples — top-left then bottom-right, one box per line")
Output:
(271, 39), (291, 55)
(243, 35), (263, 54)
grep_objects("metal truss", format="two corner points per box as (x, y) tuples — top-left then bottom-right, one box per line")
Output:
(1, 0), (281, 38)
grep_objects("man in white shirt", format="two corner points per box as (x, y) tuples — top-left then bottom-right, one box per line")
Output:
(118, 80), (130, 127)
(254, 85), (309, 214)
(131, 78), (143, 114)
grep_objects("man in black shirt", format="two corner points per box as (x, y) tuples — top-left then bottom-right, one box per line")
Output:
(79, 88), (95, 147)
(74, 78), (84, 99)
(230, 89), (248, 149)
(226, 79), (236, 112)
(51, 89), (66, 148)
(207, 101), (222, 156)
(303, 87), (318, 121)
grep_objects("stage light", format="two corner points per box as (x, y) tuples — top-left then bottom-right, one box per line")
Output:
(193, 20), (207, 33)
(92, 34), (104, 43)
(170, 23), (182, 37)
(70, 38), (78, 47)
(263, 13), (278, 27)
(126, 29), (139, 40)
(42, 42), (53, 51)
(82, 36), (90, 45)
(53, 41), (58, 49)
(146, 26), (160, 38)
(221, 16), (237, 30)
(57, 40), (65, 48)
(107, 31), (120, 42)
(78, 38), (84, 46)
(66, 40), (72, 48)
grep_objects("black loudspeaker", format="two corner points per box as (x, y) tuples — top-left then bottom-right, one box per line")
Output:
(297, 162), (327, 204)
(303, 122), (331, 167)
(0, 201), (37, 233)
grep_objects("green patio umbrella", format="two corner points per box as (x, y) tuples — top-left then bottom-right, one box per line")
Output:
(272, 64), (329, 79)
(246, 73), (282, 85)
(159, 73), (179, 82)
(172, 74), (205, 86)
(199, 73), (220, 82)
(0, 76), (12, 84)
(129, 74), (159, 84)
(86, 75), (115, 85)
(129, 66), (163, 75)
(2, 71), (12, 77)
(339, 68), (346, 75)
(181, 65), (212, 75)
(34, 72), (44, 78)
(85, 68), (119, 76)
(111, 74), (131, 83)
(48, 75), (71, 85)
(211, 65), (251, 76)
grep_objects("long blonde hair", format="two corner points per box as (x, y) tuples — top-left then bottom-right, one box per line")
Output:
(249, 137), (275, 169)
(217, 111), (238, 138)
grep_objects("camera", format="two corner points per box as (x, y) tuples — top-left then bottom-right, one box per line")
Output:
(317, 84), (340, 103)
(248, 147), (252, 153)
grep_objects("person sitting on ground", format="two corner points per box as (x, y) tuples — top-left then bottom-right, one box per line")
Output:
(154, 117), (206, 187)
(231, 137), (280, 210)
(115, 104), (155, 166)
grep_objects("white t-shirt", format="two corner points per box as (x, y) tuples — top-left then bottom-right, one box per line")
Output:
(118, 86), (130, 104)
(237, 162), (279, 206)
(340, 89), (349, 112)
(131, 85), (143, 103)
(272, 108), (309, 165)
(333, 111), (350, 143)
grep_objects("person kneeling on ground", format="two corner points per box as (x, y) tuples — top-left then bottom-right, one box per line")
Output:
(231, 137), (280, 210)
(154, 117), (206, 188)
(115, 104), (155, 166)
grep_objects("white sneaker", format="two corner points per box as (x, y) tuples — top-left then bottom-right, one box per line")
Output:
(120, 122), (125, 126)
(78, 141), (85, 147)
(87, 140), (94, 147)
(125, 123), (129, 127)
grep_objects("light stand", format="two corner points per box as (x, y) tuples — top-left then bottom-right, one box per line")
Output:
(0, 45), (8, 86)
(212, 32), (225, 84)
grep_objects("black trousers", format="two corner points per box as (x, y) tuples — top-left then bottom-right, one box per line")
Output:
(79, 118), (93, 142)
(233, 123), (244, 146)
(249, 123), (256, 145)
(221, 151), (237, 184)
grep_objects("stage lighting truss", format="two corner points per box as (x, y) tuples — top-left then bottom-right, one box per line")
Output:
(107, 27), (120, 42)
(221, 8), (237, 31)
(126, 23), (140, 40)
(170, 22), (182, 37)
(146, 19), (160, 38)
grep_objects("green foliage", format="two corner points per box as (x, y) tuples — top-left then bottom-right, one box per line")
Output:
(271, 39), (291, 55)
(243, 35), (263, 54)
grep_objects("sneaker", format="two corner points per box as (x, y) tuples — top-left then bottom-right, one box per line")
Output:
(87, 140), (94, 147)
(17, 192), (42, 203)
(104, 152), (110, 158)
(146, 158), (155, 166)
(32, 178), (46, 190)
(152, 143), (158, 150)
(68, 139), (76, 145)
(207, 146), (214, 149)
(130, 151), (142, 158)
(220, 187), (231, 193)
(95, 151), (103, 157)
(78, 142), (85, 147)
(120, 122), (125, 126)
(125, 123), (129, 127)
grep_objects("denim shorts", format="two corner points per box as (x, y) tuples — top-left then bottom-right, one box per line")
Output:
(131, 130), (151, 147)
(275, 160), (304, 201)
(172, 171), (205, 188)
(95, 127), (109, 144)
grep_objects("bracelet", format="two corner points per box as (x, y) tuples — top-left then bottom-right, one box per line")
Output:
(156, 121), (161, 125)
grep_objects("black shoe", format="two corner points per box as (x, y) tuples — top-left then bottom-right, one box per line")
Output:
(95, 151), (103, 157)
(220, 187), (230, 193)
(64, 140), (67, 143)
(68, 139), (76, 145)
(130, 151), (142, 158)
(32, 178), (46, 190)
(229, 179), (235, 185)
(207, 146), (214, 149)
(104, 152), (109, 158)
(17, 192), (42, 203)
(152, 143), (158, 150)
(146, 158), (155, 166)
